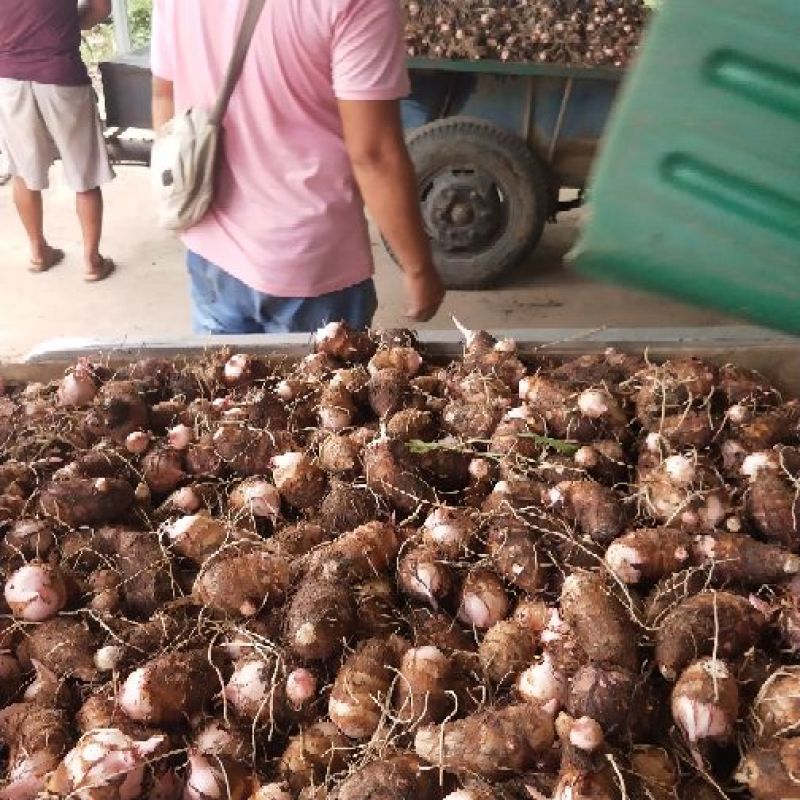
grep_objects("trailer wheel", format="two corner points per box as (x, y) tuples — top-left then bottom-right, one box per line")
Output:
(398, 117), (550, 290)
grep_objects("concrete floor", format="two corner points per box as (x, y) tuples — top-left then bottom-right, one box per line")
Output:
(0, 165), (739, 362)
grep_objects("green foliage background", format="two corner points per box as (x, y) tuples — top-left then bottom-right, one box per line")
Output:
(81, 0), (153, 64)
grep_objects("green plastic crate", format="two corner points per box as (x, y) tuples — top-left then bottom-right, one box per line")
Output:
(571, 0), (800, 334)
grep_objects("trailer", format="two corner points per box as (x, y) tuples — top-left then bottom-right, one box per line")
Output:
(97, 21), (623, 289)
(399, 59), (623, 288)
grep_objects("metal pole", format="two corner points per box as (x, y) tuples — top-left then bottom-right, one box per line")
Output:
(111, 0), (131, 55)
(547, 77), (574, 163)
(522, 77), (535, 143)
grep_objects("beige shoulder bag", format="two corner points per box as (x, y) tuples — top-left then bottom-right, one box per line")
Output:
(151, 0), (267, 232)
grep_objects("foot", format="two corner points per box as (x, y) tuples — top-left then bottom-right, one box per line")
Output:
(84, 255), (115, 283)
(29, 245), (65, 273)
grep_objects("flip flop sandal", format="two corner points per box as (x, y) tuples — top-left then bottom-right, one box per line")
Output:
(29, 247), (65, 273)
(84, 257), (115, 283)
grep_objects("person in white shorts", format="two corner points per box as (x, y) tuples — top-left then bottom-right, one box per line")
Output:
(0, 0), (115, 280)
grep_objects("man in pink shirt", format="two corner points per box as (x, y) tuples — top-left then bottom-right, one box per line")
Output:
(151, 0), (444, 334)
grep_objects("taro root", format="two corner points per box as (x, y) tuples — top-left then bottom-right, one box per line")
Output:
(355, 577), (403, 638)
(423, 506), (476, 559)
(442, 401), (501, 441)
(364, 437), (436, 514)
(671, 658), (740, 746)
(4, 563), (68, 621)
(387, 409), (437, 442)
(485, 516), (547, 594)
(39, 477), (134, 527)
(224, 653), (307, 730)
(559, 570), (639, 672)
(46, 728), (167, 800)
(58, 363), (98, 407)
(119, 649), (217, 726)
(334, 754), (435, 800)
(736, 737), (800, 800)
(368, 368), (411, 418)
(747, 470), (800, 550)
(478, 619), (537, 685)
(516, 654), (568, 716)
(280, 721), (351, 793)
(317, 434), (362, 476)
(394, 645), (454, 726)
(692, 533), (800, 584)
(566, 664), (636, 735)
(272, 452), (327, 510)
(314, 322), (375, 363)
(213, 425), (295, 476)
(414, 704), (555, 778)
(285, 568), (357, 661)
(3, 519), (57, 560)
(86, 380), (150, 442)
(328, 636), (407, 739)
(408, 608), (474, 655)
(267, 522), (330, 559)
(141, 447), (186, 495)
(547, 480), (626, 544)
(0, 703), (72, 800)
(24, 617), (99, 681)
(99, 527), (176, 617)
(306, 521), (401, 580)
(320, 481), (381, 533)
(629, 747), (679, 800)
(222, 353), (269, 387)
(166, 513), (228, 562)
(753, 667), (800, 739)
(229, 477), (281, 521)
(655, 591), (765, 681)
(457, 568), (510, 632)
(605, 527), (692, 585)
(397, 544), (454, 609)
(193, 544), (290, 617)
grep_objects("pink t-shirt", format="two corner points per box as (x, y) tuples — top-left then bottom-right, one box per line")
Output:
(151, 0), (410, 297)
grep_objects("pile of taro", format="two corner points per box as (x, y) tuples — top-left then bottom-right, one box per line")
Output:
(403, 0), (649, 67)
(0, 322), (798, 800)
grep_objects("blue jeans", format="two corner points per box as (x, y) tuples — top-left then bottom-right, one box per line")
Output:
(187, 251), (378, 335)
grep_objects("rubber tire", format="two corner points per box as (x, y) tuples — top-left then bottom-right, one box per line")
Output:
(403, 116), (550, 290)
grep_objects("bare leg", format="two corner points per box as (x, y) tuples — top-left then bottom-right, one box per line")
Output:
(12, 177), (60, 268)
(76, 186), (113, 281)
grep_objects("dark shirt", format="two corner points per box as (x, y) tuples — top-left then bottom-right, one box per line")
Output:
(0, 0), (89, 85)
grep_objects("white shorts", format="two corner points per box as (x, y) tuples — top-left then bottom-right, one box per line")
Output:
(0, 78), (115, 192)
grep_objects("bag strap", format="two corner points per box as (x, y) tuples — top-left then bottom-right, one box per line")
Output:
(210, 0), (268, 125)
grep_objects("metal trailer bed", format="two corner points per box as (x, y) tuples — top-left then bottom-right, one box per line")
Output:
(7, 327), (800, 395)
(403, 59), (622, 198)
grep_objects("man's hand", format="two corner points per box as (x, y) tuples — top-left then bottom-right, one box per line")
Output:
(151, 77), (175, 133)
(79, 0), (111, 30)
(405, 267), (445, 322)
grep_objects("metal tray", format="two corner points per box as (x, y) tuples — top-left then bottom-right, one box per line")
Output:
(5, 326), (800, 394)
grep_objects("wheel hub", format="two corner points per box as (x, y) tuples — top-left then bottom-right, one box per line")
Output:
(422, 170), (503, 252)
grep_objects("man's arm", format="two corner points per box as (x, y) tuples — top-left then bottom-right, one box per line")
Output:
(339, 98), (444, 322)
(151, 76), (175, 132)
(78, 0), (111, 30)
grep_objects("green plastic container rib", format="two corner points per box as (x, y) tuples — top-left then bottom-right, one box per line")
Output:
(571, 0), (800, 335)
